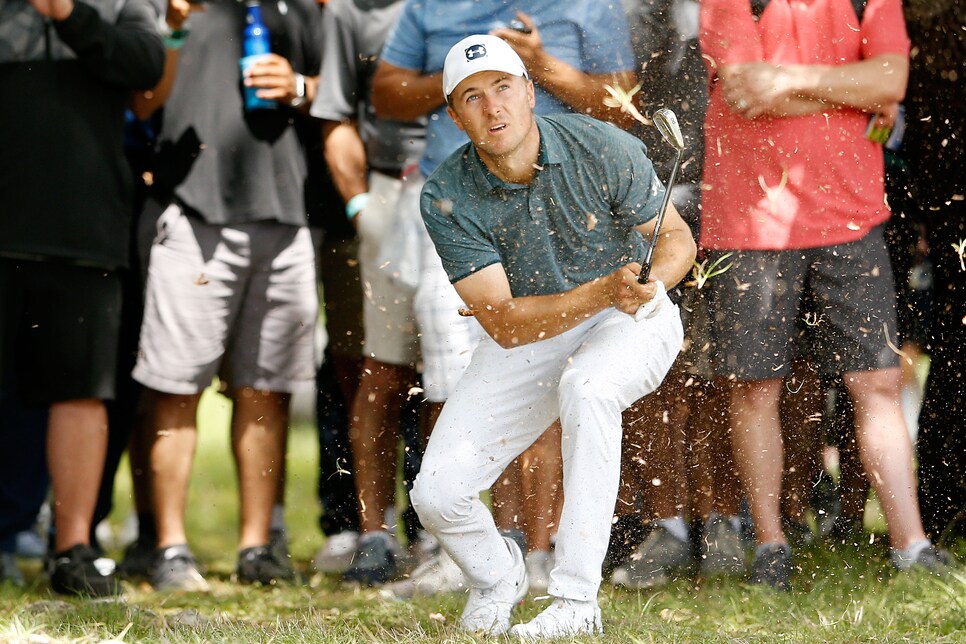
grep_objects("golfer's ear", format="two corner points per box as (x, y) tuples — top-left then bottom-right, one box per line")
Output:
(447, 105), (466, 132)
(526, 79), (535, 108)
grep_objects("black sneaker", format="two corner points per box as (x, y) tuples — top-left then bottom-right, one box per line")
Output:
(151, 544), (209, 592)
(748, 543), (792, 591)
(117, 535), (157, 579)
(269, 527), (290, 566)
(237, 545), (295, 586)
(49, 544), (121, 597)
(342, 531), (398, 586)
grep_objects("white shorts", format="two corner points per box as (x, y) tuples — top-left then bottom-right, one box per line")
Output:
(133, 202), (318, 395)
(358, 171), (480, 402)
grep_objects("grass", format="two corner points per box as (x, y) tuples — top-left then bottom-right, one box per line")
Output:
(1, 389), (964, 643)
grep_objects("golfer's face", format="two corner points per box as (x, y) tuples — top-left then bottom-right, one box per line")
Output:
(448, 72), (535, 158)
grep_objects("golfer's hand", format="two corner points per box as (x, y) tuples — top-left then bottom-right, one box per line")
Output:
(610, 263), (659, 315)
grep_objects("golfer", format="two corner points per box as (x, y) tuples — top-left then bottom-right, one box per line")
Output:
(411, 35), (696, 638)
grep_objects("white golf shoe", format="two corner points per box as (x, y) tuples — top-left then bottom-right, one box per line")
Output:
(510, 598), (603, 639)
(460, 536), (529, 635)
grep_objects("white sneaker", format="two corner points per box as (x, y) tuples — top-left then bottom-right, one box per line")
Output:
(382, 548), (467, 599)
(525, 550), (554, 593)
(460, 537), (529, 635)
(510, 598), (603, 639)
(313, 530), (359, 574)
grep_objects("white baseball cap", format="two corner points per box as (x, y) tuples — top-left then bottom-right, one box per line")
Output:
(442, 34), (529, 101)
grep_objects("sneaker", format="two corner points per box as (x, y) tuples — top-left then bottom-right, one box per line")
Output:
(117, 534), (157, 579)
(49, 544), (121, 597)
(748, 543), (792, 591)
(460, 536), (528, 636)
(342, 531), (399, 586)
(1, 552), (24, 586)
(510, 598), (603, 639)
(525, 550), (554, 593)
(313, 530), (359, 574)
(700, 514), (746, 577)
(610, 525), (694, 589)
(15, 529), (47, 559)
(892, 542), (955, 573)
(151, 545), (209, 592)
(237, 545), (295, 585)
(383, 548), (467, 599)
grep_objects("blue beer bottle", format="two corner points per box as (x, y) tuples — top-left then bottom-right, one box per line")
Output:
(241, 1), (275, 110)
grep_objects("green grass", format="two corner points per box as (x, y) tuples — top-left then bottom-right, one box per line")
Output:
(1, 389), (964, 642)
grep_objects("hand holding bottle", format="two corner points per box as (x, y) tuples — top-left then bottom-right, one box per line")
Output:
(242, 53), (302, 105)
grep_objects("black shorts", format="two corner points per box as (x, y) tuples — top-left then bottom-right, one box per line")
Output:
(0, 258), (121, 406)
(707, 226), (900, 381)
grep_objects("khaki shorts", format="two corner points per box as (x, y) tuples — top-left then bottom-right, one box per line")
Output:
(357, 171), (480, 402)
(133, 203), (318, 394)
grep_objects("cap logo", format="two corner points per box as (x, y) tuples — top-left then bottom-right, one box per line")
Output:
(465, 44), (487, 61)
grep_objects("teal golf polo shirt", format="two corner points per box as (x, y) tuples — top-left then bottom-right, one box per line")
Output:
(421, 114), (666, 297)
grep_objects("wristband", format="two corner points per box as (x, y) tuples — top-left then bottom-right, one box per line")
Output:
(345, 192), (370, 219)
(158, 14), (189, 50)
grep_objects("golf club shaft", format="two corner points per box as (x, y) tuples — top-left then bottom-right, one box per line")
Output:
(638, 148), (683, 284)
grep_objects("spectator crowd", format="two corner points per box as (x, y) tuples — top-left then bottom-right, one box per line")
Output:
(0, 0), (963, 635)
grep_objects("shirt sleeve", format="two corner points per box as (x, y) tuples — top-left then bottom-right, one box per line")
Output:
(379, 0), (426, 71)
(860, 0), (910, 59)
(578, 1), (634, 73)
(699, 0), (763, 72)
(609, 129), (665, 228)
(311, 0), (358, 121)
(421, 175), (503, 284)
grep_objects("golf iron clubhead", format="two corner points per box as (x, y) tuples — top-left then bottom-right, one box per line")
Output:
(639, 108), (685, 284)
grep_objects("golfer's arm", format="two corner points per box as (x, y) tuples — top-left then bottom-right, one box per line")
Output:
(528, 59), (638, 129)
(633, 202), (697, 289)
(322, 119), (368, 203)
(371, 61), (444, 121)
(453, 264), (616, 349)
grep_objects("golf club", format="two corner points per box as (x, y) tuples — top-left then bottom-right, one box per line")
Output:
(638, 107), (685, 284)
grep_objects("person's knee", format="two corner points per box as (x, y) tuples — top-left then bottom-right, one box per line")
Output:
(410, 472), (473, 531)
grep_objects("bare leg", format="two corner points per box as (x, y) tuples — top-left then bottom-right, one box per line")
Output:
(231, 387), (290, 549)
(47, 399), (108, 553)
(349, 358), (417, 533)
(520, 423), (563, 552)
(845, 368), (926, 549)
(730, 378), (786, 546)
(637, 376), (689, 521)
(492, 455), (524, 533)
(147, 390), (201, 548)
(779, 361), (823, 525)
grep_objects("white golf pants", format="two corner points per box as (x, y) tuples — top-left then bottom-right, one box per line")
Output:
(410, 303), (683, 601)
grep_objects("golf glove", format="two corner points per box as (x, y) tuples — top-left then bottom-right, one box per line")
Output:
(635, 279), (669, 321)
